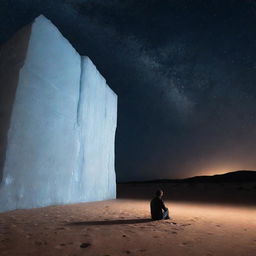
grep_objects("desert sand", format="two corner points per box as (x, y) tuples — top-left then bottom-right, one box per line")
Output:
(0, 192), (256, 256)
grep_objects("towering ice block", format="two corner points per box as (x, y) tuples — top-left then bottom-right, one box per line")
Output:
(0, 15), (117, 212)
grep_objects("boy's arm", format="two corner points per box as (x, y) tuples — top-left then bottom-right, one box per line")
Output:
(160, 199), (168, 211)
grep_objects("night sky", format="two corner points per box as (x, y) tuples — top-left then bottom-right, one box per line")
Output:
(1, 0), (256, 181)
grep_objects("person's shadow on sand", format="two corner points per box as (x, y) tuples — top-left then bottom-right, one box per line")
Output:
(67, 218), (152, 226)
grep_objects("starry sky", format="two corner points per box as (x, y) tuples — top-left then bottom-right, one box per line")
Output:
(1, 0), (256, 181)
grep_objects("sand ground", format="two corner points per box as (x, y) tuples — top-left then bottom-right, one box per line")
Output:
(0, 199), (255, 256)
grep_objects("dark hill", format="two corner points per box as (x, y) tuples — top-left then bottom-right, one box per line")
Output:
(184, 170), (256, 183)
(120, 170), (256, 184)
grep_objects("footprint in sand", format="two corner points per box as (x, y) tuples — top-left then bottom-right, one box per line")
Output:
(56, 227), (65, 231)
(26, 233), (34, 239)
(180, 241), (193, 247)
(171, 231), (177, 234)
(181, 223), (192, 227)
(126, 230), (136, 234)
(34, 240), (43, 246)
(146, 223), (155, 227)
(216, 225), (221, 228)
(80, 242), (91, 248)
(1, 238), (10, 242)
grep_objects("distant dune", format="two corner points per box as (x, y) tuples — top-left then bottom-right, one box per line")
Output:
(184, 170), (256, 183)
(119, 170), (256, 184)
(117, 171), (256, 205)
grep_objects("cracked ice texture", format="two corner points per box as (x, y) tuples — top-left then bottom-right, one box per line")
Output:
(0, 15), (117, 212)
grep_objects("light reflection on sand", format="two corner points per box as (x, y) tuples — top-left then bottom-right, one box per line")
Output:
(0, 199), (255, 256)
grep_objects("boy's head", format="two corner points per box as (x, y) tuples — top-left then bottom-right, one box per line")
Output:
(156, 189), (163, 198)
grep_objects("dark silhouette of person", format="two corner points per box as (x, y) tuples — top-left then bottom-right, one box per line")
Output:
(150, 189), (170, 220)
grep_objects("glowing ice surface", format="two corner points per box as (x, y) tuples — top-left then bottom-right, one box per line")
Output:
(0, 15), (117, 212)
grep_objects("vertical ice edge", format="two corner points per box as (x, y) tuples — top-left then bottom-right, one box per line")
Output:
(0, 15), (117, 212)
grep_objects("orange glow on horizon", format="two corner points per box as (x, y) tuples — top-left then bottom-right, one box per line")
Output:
(196, 168), (234, 177)
(168, 161), (256, 180)
(186, 163), (256, 178)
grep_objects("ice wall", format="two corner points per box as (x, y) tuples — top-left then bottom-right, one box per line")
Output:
(79, 57), (117, 201)
(0, 15), (117, 212)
